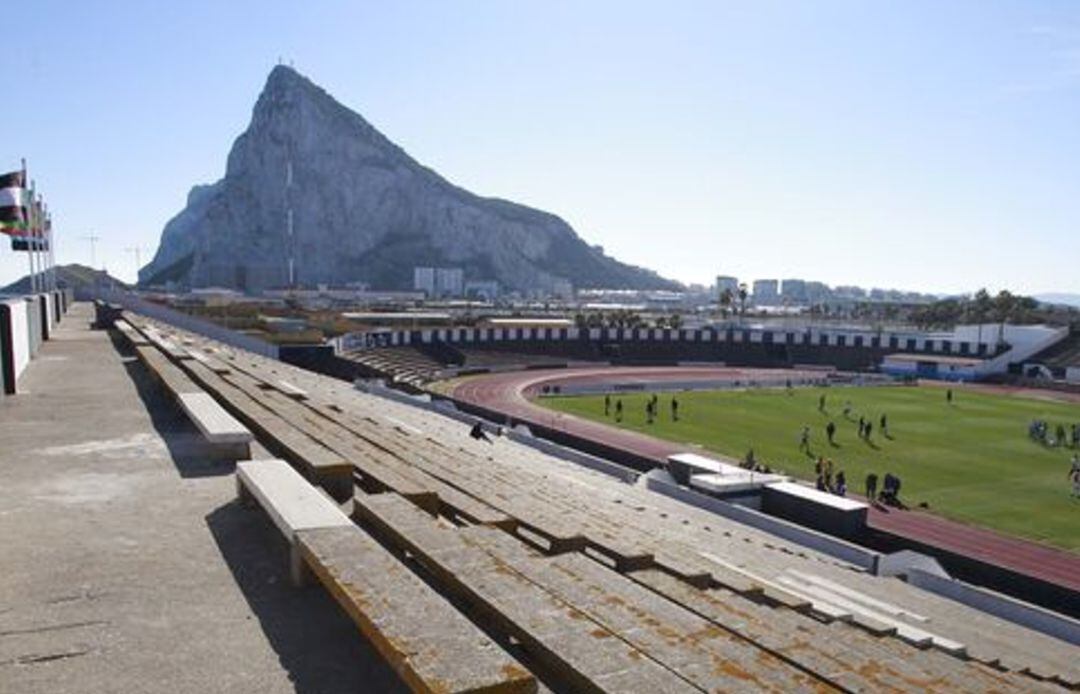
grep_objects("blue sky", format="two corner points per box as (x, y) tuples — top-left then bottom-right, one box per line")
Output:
(3, 1), (1079, 295)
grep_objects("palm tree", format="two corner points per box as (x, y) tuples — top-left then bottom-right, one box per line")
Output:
(719, 288), (733, 319)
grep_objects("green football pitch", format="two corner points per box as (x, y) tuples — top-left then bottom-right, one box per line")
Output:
(540, 385), (1080, 550)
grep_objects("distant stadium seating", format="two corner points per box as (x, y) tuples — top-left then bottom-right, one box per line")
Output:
(1028, 328), (1080, 376)
(342, 334), (930, 385)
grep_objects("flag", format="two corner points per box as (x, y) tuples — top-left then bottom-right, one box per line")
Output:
(0, 169), (27, 237)
(12, 196), (47, 250)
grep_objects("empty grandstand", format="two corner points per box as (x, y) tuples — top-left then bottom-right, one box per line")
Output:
(335, 322), (1037, 388)
(97, 308), (1079, 692)
(1026, 327), (1080, 382)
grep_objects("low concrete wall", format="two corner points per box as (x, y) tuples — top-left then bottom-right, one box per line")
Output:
(505, 425), (639, 483)
(555, 374), (827, 396)
(25, 297), (42, 359)
(645, 475), (881, 571)
(907, 568), (1080, 646)
(279, 344), (373, 381)
(1, 298), (33, 395)
(96, 290), (279, 359)
(42, 293), (56, 337)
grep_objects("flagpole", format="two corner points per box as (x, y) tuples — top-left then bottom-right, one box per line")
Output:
(49, 207), (56, 291)
(33, 186), (42, 294)
(31, 182), (40, 294)
(38, 193), (47, 292)
(22, 160), (35, 293)
(44, 202), (52, 291)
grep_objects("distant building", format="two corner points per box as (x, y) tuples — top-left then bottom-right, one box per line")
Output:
(414, 266), (464, 298)
(549, 278), (574, 300)
(781, 278), (807, 304)
(715, 275), (738, 299)
(464, 280), (499, 301)
(435, 267), (464, 297)
(833, 285), (867, 300)
(752, 279), (779, 305)
(805, 281), (830, 304)
(413, 267), (436, 295)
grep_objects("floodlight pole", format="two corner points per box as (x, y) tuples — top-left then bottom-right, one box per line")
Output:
(83, 234), (100, 270)
(125, 246), (144, 287)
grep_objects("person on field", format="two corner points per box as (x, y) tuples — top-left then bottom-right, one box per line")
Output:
(671, 397), (679, 421)
(865, 421), (873, 440)
(946, 388), (953, 404)
(880, 473), (897, 505)
(615, 399), (623, 422)
(835, 470), (847, 497)
(799, 426), (810, 452)
(819, 394), (826, 412)
(880, 413), (888, 435)
(865, 472), (878, 502)
(857, 416), (865, 438)
(646, 400), (654, 424)
(826, 421), (836, 445)
(604, 394), (611, 416)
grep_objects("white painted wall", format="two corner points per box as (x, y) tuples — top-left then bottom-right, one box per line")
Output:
(2, 299), (31, 392)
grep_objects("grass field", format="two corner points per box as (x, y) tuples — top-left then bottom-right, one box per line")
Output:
(540, 385), (1080, 550)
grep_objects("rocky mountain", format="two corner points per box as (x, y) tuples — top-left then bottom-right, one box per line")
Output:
(140, 66), (678, 294)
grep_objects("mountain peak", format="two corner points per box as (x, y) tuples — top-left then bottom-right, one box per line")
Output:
(141, 68), (679, 294)
(264, 64), (323, 98)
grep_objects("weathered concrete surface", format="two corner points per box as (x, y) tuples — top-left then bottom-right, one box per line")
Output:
(298, 525), (536, 694)
(0, 303), (405, 693)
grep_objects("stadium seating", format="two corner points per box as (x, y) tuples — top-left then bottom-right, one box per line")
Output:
(117, 311), (1080, 692)
(1029, 328), (1080, 375)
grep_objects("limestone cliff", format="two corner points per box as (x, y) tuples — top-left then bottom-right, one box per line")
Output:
(140, 66), (678, 293)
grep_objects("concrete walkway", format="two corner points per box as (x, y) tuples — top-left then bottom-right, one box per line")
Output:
(0, 304), (403, 693)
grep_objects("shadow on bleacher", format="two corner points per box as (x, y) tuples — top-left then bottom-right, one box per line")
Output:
(106, 328), (235, 479)
(205, 502), (407, 694)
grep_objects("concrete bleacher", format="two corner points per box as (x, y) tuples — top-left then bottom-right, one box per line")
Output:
(237, 459), (536, 693)
(113, 318), (255, 461)
(343, 346), (446, 387)
(1028, 328), (1080, 381)
(116, 311), (1080, 692)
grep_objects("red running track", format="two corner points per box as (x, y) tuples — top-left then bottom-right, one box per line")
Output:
(450, 365), (1080, 593)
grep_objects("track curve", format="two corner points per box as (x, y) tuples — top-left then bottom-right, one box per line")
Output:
(449, 365), (1080, 594)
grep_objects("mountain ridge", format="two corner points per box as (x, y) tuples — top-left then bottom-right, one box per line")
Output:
(140, 66), (679, 294)
(1, 264), (128, 295)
